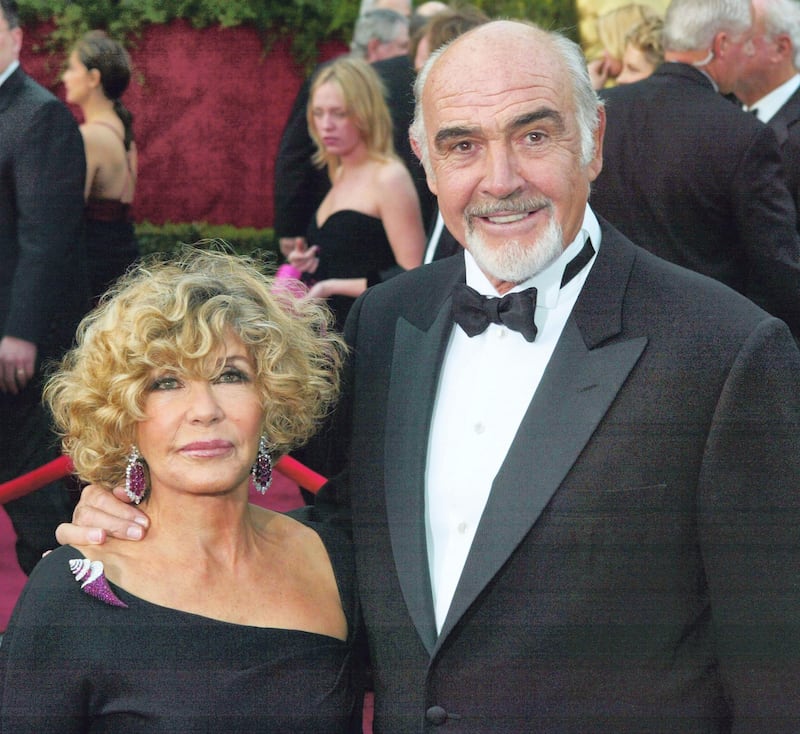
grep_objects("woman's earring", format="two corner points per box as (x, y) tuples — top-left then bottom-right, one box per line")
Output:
(125, 446), (147, 504)
(252, 436), (273, 495)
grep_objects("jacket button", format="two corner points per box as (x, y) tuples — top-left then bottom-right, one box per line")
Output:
(426, 705), (448, 725)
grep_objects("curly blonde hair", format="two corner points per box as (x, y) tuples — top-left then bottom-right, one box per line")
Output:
(43, 247), (347, 488)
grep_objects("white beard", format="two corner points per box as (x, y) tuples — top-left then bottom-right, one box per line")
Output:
(464, 204), (564, 284)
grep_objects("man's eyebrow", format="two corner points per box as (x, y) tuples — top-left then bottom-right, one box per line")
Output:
(434, 125), (480, 151)
(433, 108), (566, 151)
(508, 108), (565, 133)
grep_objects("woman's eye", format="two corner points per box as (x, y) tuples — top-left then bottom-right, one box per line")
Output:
(150, 376), (181, 391)
(216, 368), (249, 384)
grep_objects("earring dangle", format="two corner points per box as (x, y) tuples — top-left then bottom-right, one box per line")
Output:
(125, 446), (147, 504)
(252, 436), (273, 495)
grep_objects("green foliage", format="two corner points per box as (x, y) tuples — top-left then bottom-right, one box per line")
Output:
(135, 221), (280, 265)
(17, 0), (579, 67)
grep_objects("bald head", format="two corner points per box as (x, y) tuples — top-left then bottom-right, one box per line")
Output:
(411, 21), (602, 171)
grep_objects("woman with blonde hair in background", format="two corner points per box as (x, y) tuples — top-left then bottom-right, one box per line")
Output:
(587, 3), (663, 88)
(288, 56), (425, 329)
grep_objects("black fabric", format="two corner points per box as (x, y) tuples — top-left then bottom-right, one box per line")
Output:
(451, 284), (538, 341)
(591, 62), (800, 337)
(0, 521), (364, 733)
(305, 209), (396, 330)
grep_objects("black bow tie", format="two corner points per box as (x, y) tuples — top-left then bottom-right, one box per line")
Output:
(451, 237), (595, 342)
(452, 284), (539, 341)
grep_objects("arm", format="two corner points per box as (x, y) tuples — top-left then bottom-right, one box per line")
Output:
(698, 317), (800, 730)
(377, 161), (426, 270)
(732, 124), (800, 337)
(0, 550), (88, 732)
(4, 99), (86, 348)
(79, 123), (100, 200)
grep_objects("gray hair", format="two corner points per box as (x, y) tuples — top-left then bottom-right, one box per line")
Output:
(758, 0), (800, 68)
(410, 22), (603, 173)
(662, 0), (752, 51)
(350, 8), (409, 58)
(0, 0), (20, 29)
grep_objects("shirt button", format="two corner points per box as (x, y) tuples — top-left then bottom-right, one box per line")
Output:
(457, 521), (468, 534)
(425, 705), (448, 725)
(474, 422), (486, 434)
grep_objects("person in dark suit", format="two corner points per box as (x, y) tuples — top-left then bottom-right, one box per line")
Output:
(732, 0), (800, 213)
(58, 18), (800, 732)
(590, 0), (800, 337)
(0, 0), (88, 575)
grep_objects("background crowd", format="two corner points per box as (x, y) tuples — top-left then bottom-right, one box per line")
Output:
(2, 0), (800, 730)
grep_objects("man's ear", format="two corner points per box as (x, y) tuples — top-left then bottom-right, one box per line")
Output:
(410, 132), (437, 195)
(587, 105), (606, 183)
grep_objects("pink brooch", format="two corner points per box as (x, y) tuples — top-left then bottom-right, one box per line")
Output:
(69, 558), (128, 608)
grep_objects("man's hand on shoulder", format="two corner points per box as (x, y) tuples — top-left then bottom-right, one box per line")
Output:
(55, 484), (150, 546)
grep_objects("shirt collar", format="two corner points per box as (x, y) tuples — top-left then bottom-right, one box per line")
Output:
(464, 203), (601, 307)
(745, 73), (800, 122)
(0, 60), (19, 88)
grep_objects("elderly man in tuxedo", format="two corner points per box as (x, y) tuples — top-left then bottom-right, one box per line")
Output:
(0, 0), (87, 574)
(733, 0), (800, 213)
(60, 18), (800, 733)
(591, 0), (800, 337)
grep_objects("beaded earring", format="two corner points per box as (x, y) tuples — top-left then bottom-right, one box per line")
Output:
(251, 436), (273, 495)
(124, 446), (147, 504)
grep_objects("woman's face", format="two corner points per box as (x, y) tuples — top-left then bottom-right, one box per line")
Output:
(135, 331), (265, 499)
(616, 43), (656, 85)
(62, 51), (95, 105)
(310, 81), (363, 158)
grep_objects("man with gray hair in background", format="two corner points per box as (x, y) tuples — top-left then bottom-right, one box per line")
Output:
(733, 0), (800, 211)
(591, 0), (800, 338)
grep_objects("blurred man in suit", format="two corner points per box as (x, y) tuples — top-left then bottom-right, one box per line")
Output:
(0, 0), (87, 574)
(591, 0), (800, 337)
(733, 0), (800, 211)
(62, 19), (800, 732)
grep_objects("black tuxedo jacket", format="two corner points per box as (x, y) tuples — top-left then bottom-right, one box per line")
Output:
(767, 84), (800, 215)
(0, 67), (87, 361)
(314, 219), (800, 732)
(591, 62), (800, 337)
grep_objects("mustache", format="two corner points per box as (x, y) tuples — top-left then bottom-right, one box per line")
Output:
(465, 197), (553, 219)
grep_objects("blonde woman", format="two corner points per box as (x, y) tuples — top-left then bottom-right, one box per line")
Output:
(0, 249), (362, 732)
(288, 56), (425, 328)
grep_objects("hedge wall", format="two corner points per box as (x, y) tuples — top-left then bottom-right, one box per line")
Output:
(17, 0), (580, 68)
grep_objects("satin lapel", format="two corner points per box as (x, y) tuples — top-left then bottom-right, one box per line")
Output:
(385, 295), (456, 654)
(436, 224), (647, 646)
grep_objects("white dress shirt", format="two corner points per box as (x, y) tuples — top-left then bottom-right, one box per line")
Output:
(424, 204), (602, 632)
(745, 73), (800, 123)
(0, 59), (19, 88)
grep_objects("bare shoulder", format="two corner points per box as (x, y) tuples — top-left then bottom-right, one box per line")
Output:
(375, 156), (413, 188)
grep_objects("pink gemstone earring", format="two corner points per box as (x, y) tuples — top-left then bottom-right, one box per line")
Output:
(125, 446), (147, 504)
(251, 436), (273, 495)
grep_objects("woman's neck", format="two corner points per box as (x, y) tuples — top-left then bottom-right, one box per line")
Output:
(81, 92), (117, 124)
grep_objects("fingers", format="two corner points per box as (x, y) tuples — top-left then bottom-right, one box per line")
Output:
(57, 483), (150, 545)
(287, 245), (320, 273)
(0, 337), (37, 394)
(279, 237), (306, 258)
